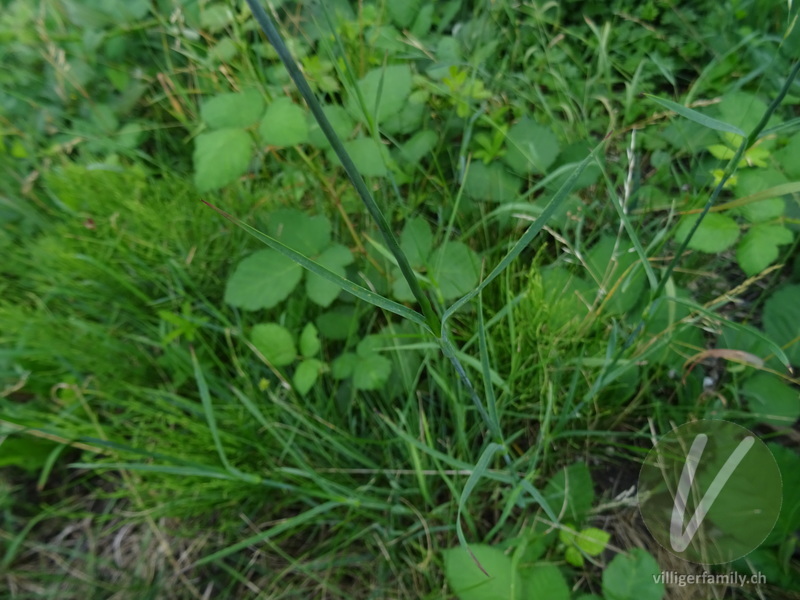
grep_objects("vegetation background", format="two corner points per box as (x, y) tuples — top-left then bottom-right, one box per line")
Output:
(1, 0), (799, 598)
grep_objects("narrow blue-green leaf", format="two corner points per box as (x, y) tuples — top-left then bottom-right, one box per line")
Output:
(645, 95), (745, 135)
(194, 501), (342, 566)
(457, 442), (505, 575)
(203, 201), (431, 332)
(69, 462), (263, 484)
(477, 293), (500, 431)
(442, 139), (605, 328)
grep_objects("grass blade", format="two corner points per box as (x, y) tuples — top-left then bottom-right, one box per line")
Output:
(645, 95), (745, 135)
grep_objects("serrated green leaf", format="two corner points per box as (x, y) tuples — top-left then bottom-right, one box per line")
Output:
(299, 323), (320, 358)
(293, 358), (323, 395)
(341, 137), (387, 177)
(602, 549), (664, 600)
(387, 0), (422, 27)
(742, 373), (800, 427)
(443, 544), (522, 600)
(348, 64), (412, 125)
(463, 161), (521, 202)
(520, 564), (570, 600)
(224, 249), (302, 310)
(331, 352), (358, 379)
(431, 241), (480, 300)
(675, 213), (740, 253)
(193, 128), (253, 191)
(307, 104), (355, 148)
(259, 97), (309, 146)
(564, 545), (584, 567)
(504, 117), (560, 174)
(352, 355), (392, 390)
(316, 307), (358, 340)
(306, 243), (353, 307)
(201, 90), (265, 129)
(397, 129), (438, 166)
(718, 92), (769, 134)
(266, 209), (331, 255)
(401, 216), (433, 268)
(646, 95), (745, 136)
(200, 3), (233, 32)
(251, 323), (296, 367)
(737, 224), (794, 276)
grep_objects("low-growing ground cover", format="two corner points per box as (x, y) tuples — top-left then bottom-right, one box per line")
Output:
(1, 1), (799, 598)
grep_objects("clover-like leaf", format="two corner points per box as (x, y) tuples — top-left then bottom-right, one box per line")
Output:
(193, 128), (253, 191)
(224, 249), (302, 311)
(259, 97), (308, 147)
(305, 243), (354, 307)
(251, 323), (296, 367)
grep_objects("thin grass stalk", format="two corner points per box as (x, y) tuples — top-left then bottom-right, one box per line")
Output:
(243, 0), (440, 333)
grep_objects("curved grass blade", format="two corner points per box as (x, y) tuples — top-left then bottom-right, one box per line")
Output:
(243, 0), (440, 333)
(645, 95), (745, 135)
(203, 201), (431, 332)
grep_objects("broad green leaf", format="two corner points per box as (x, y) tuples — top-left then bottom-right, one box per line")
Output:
(443, 544), (522, 600)
(675, 213), (740, 253)
(646, 95), (745, 136)
(224, 249), (302, 310)
(382, 101), (425, 136)
(520, 564), (570, 600)
(251, 323), (296, 367)
(293, 358), (323, 395)
(763, 284), (800, 365)
(200, 3), (233, 32)
(733, 169), (788, 222)
(585, 236), (646, 315)
(537, 268), (593, 328)
(348, 64), (412, 125)
(341, 137), (387, 177)
(774, 131), (800, 179)
(306, 244), (353, 307)
(602, 549), (664, 600)
(307, 104), (355, 148)
(193, 128), (253, 191)
(201, 90), (265, 129)
(565, 545), (584, 567)
(463, 161), (521, 202)
(431, 241), (480, 300)
(352, 355), (392, 390)
(259, 97), (309, 147)
(763, 444), (800, 546)
(742, 373), (800, 427)
(299, 323), (320, 358)
(387, 0), (422, 27)
(504, 117), (560, 174)
(331, 352), (358, 379)
(316, 307), (358, 340)
(401, 216), (433, 268)
(210, 38), (238, 63)
(736, 224), (794, 276)
(397, 129), (438, 166)
(576, 527), (611, 556)
(718, 92), (769, 135)
(266, 209), (331, 256)
(543, 462), (595, 524)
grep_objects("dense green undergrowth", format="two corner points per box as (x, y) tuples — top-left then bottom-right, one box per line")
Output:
(2, 0), (800, 598)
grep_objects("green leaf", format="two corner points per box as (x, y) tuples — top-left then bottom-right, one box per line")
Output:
(316, 307), (358, 340)
(443, 544), (522, 600)
(401, 216), (433, 268)
(520, 564), (570, 600)
(193, 128), (253, 191)
(305, 244), (354, 307)
(352, 355), (392, 390)
(348, 65), (412, 125)
(736, 224), (794, 276)
(602, 549), (664, 600)
(387, 0), (422, 27)
(200, 3), (234, 32)
(646, 95), (745, 136)
(259, 98), (309, 147)
(251, 323), (296, 367)
(585, 236), (646, 315)
(576, 527), (611, 556)
(293, 358), (323, 395)
(307, 105), (355, 148)
(299, 323), (320, 358)
(543, 462), (594, 524)
(331, 352), (358, 379)
(718, 92), (769, 135)
(463, 161), (521, 202)
(763, 284), (800, 365)
(341, 137), (387, 177)
(397, 129), (438, 166)
(201, 90), (265, 129)
(503, 117), (560, 174)
(266, 209), (331, 256)
(733, 169), (788, 222)
(224, 249), (302, 311)
(675, 213), (740, 253)
(431, 242), (481, 300)
(564, 545), (584, 567)
(742, 373), (800, 427)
